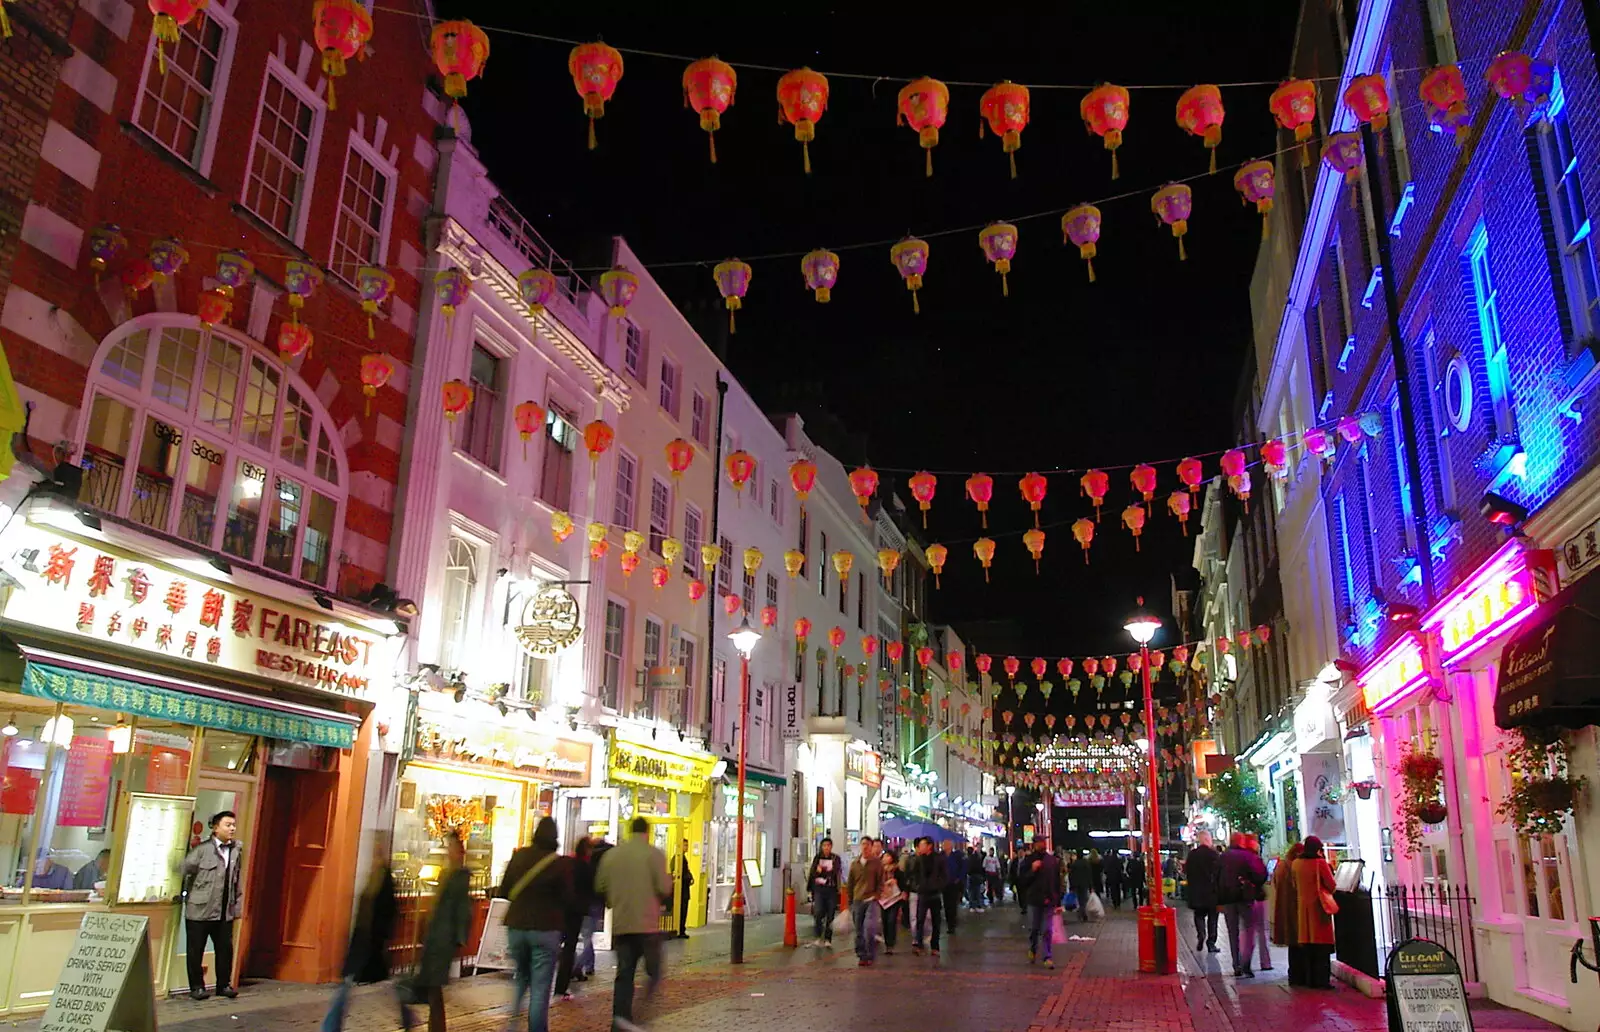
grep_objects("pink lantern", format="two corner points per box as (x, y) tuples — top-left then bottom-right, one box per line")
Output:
(1080, 469), (1109, 520)
(1261, 439), (1288, 478)
(978, 222), (1019, 297)
(277, 322), (313, 360)
(1419, 65), (1470, 139)
(1304, 426), (1336, 463)
(1129, 464), (1157, 507)
(683, 57), (737, 163)
(1062, 204), (1102, 283)
(1121, 505), (1146, 551)
(1336, 414), (1363, 443)
(1151, 184), (1193, 261)
(890, 237), (930, 314)
(712, 259), (752, 332)
(1177, 456), (1203, 494)
(1220, 449), (1246, 480)
(801, 249), (840, 303)
(1233, 160), (1275, 239)
(1322, 132), (1364, 192)
(1175, 84), (1225, 173)
(1168, 490), (1192, 535)
(519, 268), (557, 314)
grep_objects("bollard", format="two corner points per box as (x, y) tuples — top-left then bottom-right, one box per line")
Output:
(1152, 921), (1169, 975)
(784, 887), (798, 948)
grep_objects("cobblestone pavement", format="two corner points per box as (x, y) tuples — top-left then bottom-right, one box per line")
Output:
(1, 903), (1570, 1032)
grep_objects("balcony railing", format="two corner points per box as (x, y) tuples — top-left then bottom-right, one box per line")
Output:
(485, 195), (588, 306)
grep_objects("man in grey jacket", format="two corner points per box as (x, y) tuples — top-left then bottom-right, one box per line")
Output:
(595, 817), (670, 1031)
(180, 811), (244, 1000)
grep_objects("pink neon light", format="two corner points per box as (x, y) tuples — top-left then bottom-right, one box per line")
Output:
(1360, 634), (1428, 714)
(1421, 540), (1546, 663)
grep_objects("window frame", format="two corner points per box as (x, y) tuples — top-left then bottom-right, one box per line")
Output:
(648, 477), (671, 557)
(658, 357), (681, 419)
(458, 342), (506, 471)
(439, 530), (483, 673)
(682, 504), (703, 578)
(130, 2), (238, 177)
(612, 450), (638, 530)
(1528, 70), (1600, 349)
(690, 390), (710, 447)
(240, 55), (327, 247)
(602, 599), (627, 711)
(538, 403), (577, 510)
(1465, 221), (1519, 441)
(328, 128), (398, 288)
(622, 322), (645, 383)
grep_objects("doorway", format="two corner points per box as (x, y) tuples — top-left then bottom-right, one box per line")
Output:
(246, 765), (339, 982)
(168, 779), (253, 995)
(646, 817), (687, 933)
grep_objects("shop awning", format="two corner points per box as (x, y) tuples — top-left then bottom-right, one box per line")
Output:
(18, 651), (359, 747)
(721, 763), (785, 788)
(1495, 574), (1600, 730)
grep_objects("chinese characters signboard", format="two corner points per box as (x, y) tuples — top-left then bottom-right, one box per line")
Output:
(412, 719), (593, 786)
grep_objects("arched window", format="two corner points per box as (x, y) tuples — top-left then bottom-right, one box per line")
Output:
(75, 315), (348, 586)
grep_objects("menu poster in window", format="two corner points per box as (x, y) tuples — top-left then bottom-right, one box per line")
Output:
(1, 764), (39, 815)
(37, 912), (156, 1032)
(1386, 939), (1474, 1032)
(142, 747), (189, 796)
(116, 794), (194, 905)
(59, 737), (116, 827)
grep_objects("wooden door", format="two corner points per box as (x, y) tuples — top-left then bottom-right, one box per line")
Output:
(247, 767), (338, 982)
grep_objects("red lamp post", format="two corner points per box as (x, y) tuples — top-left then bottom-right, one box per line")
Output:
(1125, 597), (1175, 974)
(727, 614), (762, 963)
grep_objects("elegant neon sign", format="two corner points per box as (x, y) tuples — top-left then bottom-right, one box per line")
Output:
(1421, 542), (1554, 664)
(1360, 634), (1428, 713)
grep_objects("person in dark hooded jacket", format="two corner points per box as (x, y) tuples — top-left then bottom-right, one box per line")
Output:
(1183, 834), (1222, 953)
(320, 862), (400, 1032)
(1216, 832), (1268, 978)
(498, 817), (575, 1031)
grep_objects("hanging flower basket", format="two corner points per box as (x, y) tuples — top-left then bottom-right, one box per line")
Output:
(1396, 747), (1446, 856)
(1417, 802), (1448, 826)
(1497, 727), (1585, 835)
(1347, 779), (1378, 800)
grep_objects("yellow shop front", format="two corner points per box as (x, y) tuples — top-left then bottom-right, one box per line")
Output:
(606, 729), (717, 932)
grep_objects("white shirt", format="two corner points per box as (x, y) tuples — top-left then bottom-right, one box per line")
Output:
(213, 836), (235, 875)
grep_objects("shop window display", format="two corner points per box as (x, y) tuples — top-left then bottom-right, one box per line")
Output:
(392, 764), (525, 890)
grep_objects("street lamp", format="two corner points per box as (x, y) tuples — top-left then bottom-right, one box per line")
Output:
(1004, 785), (1016, 854)
(727, 615), (761, 964)
(1124, 596), (1174, 974)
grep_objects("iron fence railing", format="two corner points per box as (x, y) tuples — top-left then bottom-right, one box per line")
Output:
(1348, 883), (1479, 982)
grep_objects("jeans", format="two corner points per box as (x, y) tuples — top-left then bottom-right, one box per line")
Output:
(811, 887), (838, 941)
(967, 879), (985, 907)
(1222, 901), (1258, 974)
(850, 900), (879, 961)
(913, 891), (943, 950)
(881, 901), (902, 950)
(1191, 906), (1218, 947)
(1027, 905), (1055, 960)
(1252, 900), (1272, 967)
(507, 928), (562, 1032)
(612, 933), (662, 1023)
(553, 913), (584, 995)
(577, 915), (596, 975)
(321, 977), (410, 1032)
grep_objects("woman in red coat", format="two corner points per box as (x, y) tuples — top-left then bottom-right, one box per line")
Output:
(1292, 836), (1337, 988)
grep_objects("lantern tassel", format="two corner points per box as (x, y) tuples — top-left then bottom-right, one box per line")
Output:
(1001, 272), (1009, 298)
(1177, 237), (1187, 261)
(1261, 215), (1270, 241)
(921, 511), (927, 529)
(364, 395), (372, 417)
(1111, 150), (1119, 180)
(156, 38), (168, 76)
(1033, 558), (1039, 575)
(1082, 552), (1089, 565)
(1087, 258), (1097, 284)
(1208, 147), (1217, 175)
(934, 572), (942, 589)
(1008, 151), (1017, 179)
(728, 309), (736, 334)
(327, 77), (337, 111)
(802, 141), (811, 175)
(984, 567), (990, 584)
(588, 118), (597, 151)
(1135, 537), (1141, 553)
(367, 314), (375, 339)
(709, 132), (717, 164)
(523, 437), (529, 461)
(981, 511), (987, 529)
(911, 289), (919, 315)
(0, 4), (10, 37)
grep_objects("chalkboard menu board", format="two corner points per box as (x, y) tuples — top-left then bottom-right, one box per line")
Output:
(1386, 939), (1474, 1032)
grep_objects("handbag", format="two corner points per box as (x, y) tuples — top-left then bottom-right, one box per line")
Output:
(1050, 910), (1069, 945)
(1319, 889), (1339, 915)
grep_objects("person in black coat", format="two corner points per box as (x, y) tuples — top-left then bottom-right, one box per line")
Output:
(320, 863), (400, 1032)
(1067, 851), (1093, 921)
(1216, 833), (1269, 977)
(1126, 851), (1148, 908)
(553, 837), (597, 998)
(1104, 851), (1126, 909)
(1183, 836), (1222, 953)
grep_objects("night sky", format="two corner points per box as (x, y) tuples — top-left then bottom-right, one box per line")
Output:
(441, 2), (1300, 658)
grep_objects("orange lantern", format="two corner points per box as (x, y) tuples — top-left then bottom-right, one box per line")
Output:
(569, 41), (624, 149)
(582, 420), (614, 464)
(430, 20), (489, 101)
(973, 538), (996, 582)
(513, 401), (546, 459)
(440, 379), (473, 422)
(776, 67), (829, 174)
(725, 450), (756, 499)
(278, 322), (314, 361)
(359, 353), (395, 416)
(665, 438), (695, 480)
(848, 466), (878, 519)
(925, 543), (948, 588)
(551, 511), (575, 545)
(800, 249), (839, 302)
(887, 641), (904, 664)
(148, 0), (207, 76)
(876, 548), (900, 587)
(897, 77), (950, 177)
(1234, 160), (1275, 239)
(682, 57), (736, 163)
(790, 458), (818, 510)
(889, 237), (930, 314)
(979, 222), (1019, 297)
(620, 552), (642, 579)
(829, 626), (846, 652)
(916, 646), (935, 670)
(966, 473), (994, 528)
(830, 550), (853, 583)
(863, 636), (879, 660)
(1080, 83), (1130, 179)
(1003, 656), (1021, 683)
(312, 0), (372, 110)
(979, 81), (1030, 178)
(1176, 84), (1225, 173)
(782, 549), (804, 579)
(689, 579), (707, 604)
(1168, 491), (1193, 535)
(908, 471), (937, 527)
(794, 617), (811, 646)
(1269, 78), (1318, 163)
(1122, 505), (1146, 551)
(1019, 472), (1047, 527)
(723, 594), (742, 617)
(1023, 528), (1045, 573)
(1344, 73), (1390, 133)
(1152, 183), (1193, 261)
(587, 522), (609, 562)
(1080, 469), (1109, 520)
(1130, 464), (1157, 509)
(652, 567), (670, 591)
(1420, 65), (1470, 140)
(1062, 204), (1102, 282)
(196, 288), (231, 329)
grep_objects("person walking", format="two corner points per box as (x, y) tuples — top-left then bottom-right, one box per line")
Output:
(405, 833), (471, 1032)
(1067, 850), (1093, 922)
(966, 846), (986, 909)
(320, 862), (401, 1032)
(499, 817), (574, 1032)
(1105, 851), (1125, 910)
(984, 850), (1001, 905)
(941, 841), (966, 933)
(1183, 834), (1221, 954)
(1292, 836), (1337, 988)
(1018, 837), (1063, 968)
(1010, 851), (1027, 913)
(1244, 835), (1273, 971)
(879, 849), (906, 955)
(1089, 849), (1105, 900)
(805, 838), (842, 947)
(672, 838), (695, 938)
(847, 838), (885, 967)
(1216, 832), (1268, 978)
(180, 810), (245, 1000)
(1126, 850), (1147, 908)
(553, 837), (596, 1000)
(1272, 842), (1304, 984)
(595, 817), (672, 1032)
(908, 838), (947, 956)
(577, 838), (609, 985)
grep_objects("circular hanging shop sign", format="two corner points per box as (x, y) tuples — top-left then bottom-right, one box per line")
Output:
(515, 586), (583, 656)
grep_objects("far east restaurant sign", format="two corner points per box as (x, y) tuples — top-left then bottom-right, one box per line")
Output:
(2, 525), (391, 700)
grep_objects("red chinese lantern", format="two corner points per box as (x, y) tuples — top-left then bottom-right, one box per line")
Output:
(973, 537), (997, 582)
(848, 467), (878, 520)
(196, 288), (231, 329)
(966, 473), (994, 528)
(1233, 160), (1275, 239)
(683, 57), (736, 163)
(1336, 414), (1363, 443)
(1122, 505), (1146, 551)
(620, 553), (642, 579)
(777, 67), (829, 174)
(1130, 464), (1157, 508)
(1261, 438), (1288, 478)
(119, 257), (155, 296)
(887, 641), (904, 664)
(794, 617), (811, 646)
(1256, 624), (1273, 645)
(916, 646), (935, 671)
(431, 20), (490, 101)
(582, 420), (614, 464)
(948, 650), (964, 676)
(1003, 656), (1021, 683)
(1057, 658), (1073, 680)
(359, 353), (395, 416)
(979, 81), (1030, 179)
(829, 627), (847, 652)
(1017, 472), (1047, 527)
(1487, 52), (1551, 109)
(1023, 528), (1045, 573)
(1344, 73), (1390, 133)
(1080, 84), (1130, 179)
(1062, 205), (1102, 283)
(1236, 629), (1253, 651)
(569, 41), (624, 149)
(790, 458), (818, 508)
(651, 566), (670, 591)
(148, 0), (207, 76)
(1322, 133), (1364, 198)
(312, 0), (372, 110)
(440, 378), (473, 421)
(800, 249), (839, 302)
(1168, 491), (1193, 535)
(722, 593), (741, 617)
(1082, 658), (1099, 678)
(689, 579), (707, 604)
(898, 77), (950, 177)
(1175, 84), (1225, 173)
(907, 471), (937, 527)
(278, 322), (314, 361)
(1152, 184), (1193, 261)
(1177, 457), (1203, 494)
(724, 451), (756, 499)
(1420, 65), (1470, 140)
(1269, 79), (1318, 163)
(712, 259), (751, 333)
(1080, 469), (1109, 520)
(665, 438), (695, 480)
(925, 543), (948, 588)
(513, 401), (546, 459)
(1305, 426), (1336, 464)
(979, 222), (1019, 297)
(890, 237), (930, 314)
(975, 654), (992, 676)
(1220, 448), (1246, 483)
